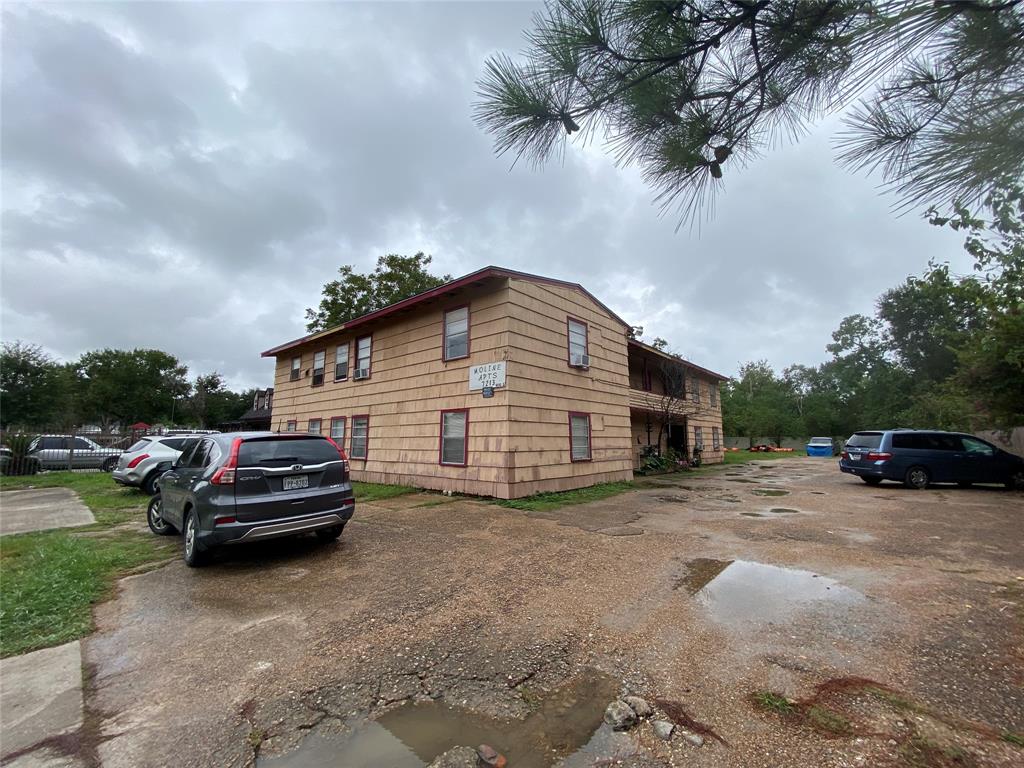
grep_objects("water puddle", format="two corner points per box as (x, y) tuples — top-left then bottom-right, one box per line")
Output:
(678, 559), (864, 626)
(259, 670), (629, 768)
(752, 488), (789, 497)
(768, 507), (800, 514)
(740, 512), (765, 518)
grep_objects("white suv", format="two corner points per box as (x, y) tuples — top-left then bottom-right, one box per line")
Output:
(112, 435), (205, 495)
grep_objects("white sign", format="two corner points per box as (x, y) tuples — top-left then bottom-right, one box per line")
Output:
(469, 361), (506, 390)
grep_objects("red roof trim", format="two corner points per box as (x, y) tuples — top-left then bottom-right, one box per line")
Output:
(627, 339), (730, 381)
(261, 266), (631, 357)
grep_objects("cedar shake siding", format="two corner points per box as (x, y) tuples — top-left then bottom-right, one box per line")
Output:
(263, 267), (726, 499)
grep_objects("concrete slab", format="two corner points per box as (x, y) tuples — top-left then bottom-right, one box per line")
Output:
(0, 641), (83, 759)
(4, 748), (84, 768)
(0, 488), (95, 535)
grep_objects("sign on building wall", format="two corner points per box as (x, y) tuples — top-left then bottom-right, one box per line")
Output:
(469, 361), (506, 390)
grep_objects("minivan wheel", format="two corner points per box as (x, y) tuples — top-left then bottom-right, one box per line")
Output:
(147, 495), (176, 536)
(183, 509), (208, 567)
(904, 466), (930, 490)
(101, 457), (118, 473)
(315, 524), (345, 542)
(861, 477), (883, 486)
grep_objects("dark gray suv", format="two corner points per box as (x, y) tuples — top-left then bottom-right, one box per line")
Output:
(147, 432), (355, 566)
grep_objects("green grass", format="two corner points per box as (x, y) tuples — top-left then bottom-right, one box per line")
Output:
(806, 705), (853, 735)
(724, 449), (807, 464)
(493, 480), (638, 512)
(1, 531), (175, 657)
(352, 482), (417, 502)
(1001, 731), (1024, 748)
(1, 472), (174, 657)
(751, 691), (797, 715)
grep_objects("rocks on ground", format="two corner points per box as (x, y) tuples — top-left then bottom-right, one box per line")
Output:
(427, 745), (479, 768)
(651, 719), (675, 741)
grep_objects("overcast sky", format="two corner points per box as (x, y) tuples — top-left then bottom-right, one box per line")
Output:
(1, 1), (973, 390)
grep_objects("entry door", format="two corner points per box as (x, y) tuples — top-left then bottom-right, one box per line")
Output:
(667, 419), (688, 455)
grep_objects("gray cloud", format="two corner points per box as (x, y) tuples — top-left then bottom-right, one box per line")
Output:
(2, 1), (971, 390)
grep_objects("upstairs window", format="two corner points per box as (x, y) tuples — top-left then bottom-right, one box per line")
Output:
(567, 318), (588, 365)
(355, 336), (372, 379)
(335, 343), (349, 381)
(312, 350), (326, 387)
(350, 415), (369, 459)
(710, 384), (718, 407)
(439, 409), (469, 466)
(641, 360), (653, 391)
(569, 412), (592, 462)
(692, 377), (701, 403)
(290, 356), (301, 381)
(308, 418), (321, 435)
(443, 306), (470, 361)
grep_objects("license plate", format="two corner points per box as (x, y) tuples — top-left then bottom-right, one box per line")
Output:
(283, 475), (308, 491)
(849, 453), (861, 461)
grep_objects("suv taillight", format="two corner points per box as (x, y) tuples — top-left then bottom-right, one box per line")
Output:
(866, 451), (892, 461)
(325, 436), (349, 473)
(210, 437), (243, 485)
(126, 454), (149, 469)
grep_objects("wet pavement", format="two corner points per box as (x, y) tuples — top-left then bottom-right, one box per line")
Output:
(21, 460), (1024, 767)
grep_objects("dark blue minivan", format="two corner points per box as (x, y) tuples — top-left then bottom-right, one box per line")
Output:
(839, 430), (1024, 490)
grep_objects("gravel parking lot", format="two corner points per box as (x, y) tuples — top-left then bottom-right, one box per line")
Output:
(34, 459), (1024, 767)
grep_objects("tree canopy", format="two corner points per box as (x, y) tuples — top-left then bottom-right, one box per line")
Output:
(724, 181), (1024, 438)
(305, 253), (452, 332)
(475, 0), (1023, 223)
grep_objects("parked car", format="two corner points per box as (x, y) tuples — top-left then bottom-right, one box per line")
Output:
(147, 431), (355, 567)
(839, 429), (1024, 490)
(0, 445), (41, 475)
(27, 435), (121, 472)
(113, 435), (206, 495)
(806, 436), (837, 457)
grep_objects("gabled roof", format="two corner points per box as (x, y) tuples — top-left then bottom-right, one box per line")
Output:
(261, 266), (631, 357)
(628, 339), (730, 381)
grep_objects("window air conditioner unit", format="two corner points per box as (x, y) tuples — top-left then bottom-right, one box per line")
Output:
(570, 353), (590, 369)
(353, 368), (370, 380)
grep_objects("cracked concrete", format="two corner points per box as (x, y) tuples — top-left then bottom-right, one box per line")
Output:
(23, 460), (1021, 767)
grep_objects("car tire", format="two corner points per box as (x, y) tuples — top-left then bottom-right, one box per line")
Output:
(861, 477), (882, 486)
(183, 508), (208, 567)
(904, 466), (930, 490)
(147, 495), (176, 536)
(142, 471), (162, 496)
(101, 457), (118, 473)
(315, 524), (345, 542)
(1006, 469), (1024, 491)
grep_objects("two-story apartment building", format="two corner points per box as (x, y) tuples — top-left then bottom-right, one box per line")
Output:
(262, 266), (727, 499)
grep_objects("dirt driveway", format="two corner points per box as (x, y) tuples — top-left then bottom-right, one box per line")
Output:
(72, 459), (1022, 768)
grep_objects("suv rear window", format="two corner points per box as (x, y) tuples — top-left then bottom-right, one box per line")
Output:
(238, 437), (340, 467)
(846, 432), (883, 449)
(126, 438), (152, 452)
(160, 438), (189, 451)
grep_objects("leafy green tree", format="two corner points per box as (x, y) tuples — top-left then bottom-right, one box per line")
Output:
(185, 374), (252, 429)
(0, 341), (72, 428)
(76, 349), (189, 429)
(931, 182), (1024, 428)
(476, 0), (1023, 222)
(305, 253), (452, 332)
(722, 360), (801, 445)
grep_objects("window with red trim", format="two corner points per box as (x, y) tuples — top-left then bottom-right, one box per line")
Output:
(330, 416), (346, 442)
(308, 418), (321, 435)
(439, 409), (469, 466)
(334, 343), (349, 381)
(569, 412), (591, 462)
(312, 350), (326, 387)
(567, 318), (587, 364)
(350, 415), (369, 459)
(285, 420), (297, 432)
(355, 336), (372, 379)
(289, 356), (301, 382)
(443, 306), (470, 361)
